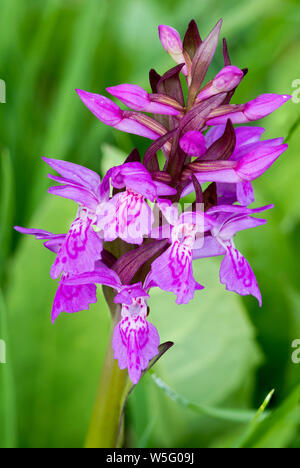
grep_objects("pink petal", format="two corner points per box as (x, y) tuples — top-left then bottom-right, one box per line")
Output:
(179, 130), (206, 157)
(113, 305), (160, 385)
(42, 157), (100, 196)
(244, 93), (291, 120)
(151, 243), (203, 304)
(50, 217), (102, 279)
(220, 244), (262, 306)
(107, 83), (180, 115)
(52, 282), (97, 323)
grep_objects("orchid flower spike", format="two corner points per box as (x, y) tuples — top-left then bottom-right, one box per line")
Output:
(15, 18), (290, 386)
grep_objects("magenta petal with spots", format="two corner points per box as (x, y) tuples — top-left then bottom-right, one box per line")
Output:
(196, 205), (271, 304)
(236, 181), (255, 206)
(107, 162), (158, 201)
(220, 243), (262, 306)
(150, 242), (203, 304)
(98, 190), (154, 245)
(52, 280), (97, 323)
(50, 215), (103, 279)
(113, 297), (160, 384)
(149, 203), (206, 303)
(114, 284), (149, 305)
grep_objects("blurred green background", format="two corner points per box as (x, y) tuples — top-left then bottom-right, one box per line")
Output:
(0, 0), (300, 449)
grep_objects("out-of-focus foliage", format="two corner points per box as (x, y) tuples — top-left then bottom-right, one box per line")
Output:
(0, 0), (299, 448)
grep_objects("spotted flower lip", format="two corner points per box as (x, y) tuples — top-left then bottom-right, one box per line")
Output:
(50, 214), (103, 280)
(149, 200), (211, 304)
(41, 158), (106, 278)
(103, 162), (176, 202)
(149, 232), (204, 305)
(97, 162), (176, 245)
(193, 204), (273, 305)
(52, 277), (97, 324)
(52, 262), (145, 324)
(113, 293), (160, 385)
(97, 189), (154, 245)
(13, 226), (101, 323)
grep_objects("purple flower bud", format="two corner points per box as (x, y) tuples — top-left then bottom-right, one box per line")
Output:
(197, 66), (244, 101)
(237, 142), (288, 181)
(179, 131), (206, 156)
(213, 65), (243, 92)
(158, 25), (187, 75)
(106, 83), (180, 115)
(76, 89), (122, 125)
(106, 84), (150, 110)
(181, 142), (288, 196)
(76, 89), (168, 140)
(159, 24), (183, 57)
(206, 93), (291, 125)
(244, 93), (291, 120)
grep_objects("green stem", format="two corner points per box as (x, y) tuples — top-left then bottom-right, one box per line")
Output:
(84, 301), (128, 448)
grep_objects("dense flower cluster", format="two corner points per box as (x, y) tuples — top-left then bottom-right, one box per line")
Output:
(15, 20), (290, 384)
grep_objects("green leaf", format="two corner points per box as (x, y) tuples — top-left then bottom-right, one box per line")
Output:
(149, 371), (257, 423)
(233, 389), (274, 447)
(236, 385), (300, 448)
